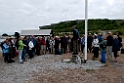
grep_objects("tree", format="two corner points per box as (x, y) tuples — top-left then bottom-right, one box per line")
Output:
(2, 33), (8, 36)
(14, 32), (20, 39)
(39, 19), (124, 36)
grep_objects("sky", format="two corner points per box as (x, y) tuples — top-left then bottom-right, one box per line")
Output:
(0, 0), (124, 35)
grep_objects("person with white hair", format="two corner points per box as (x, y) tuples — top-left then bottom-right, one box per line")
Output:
(112, 35), (120, 62)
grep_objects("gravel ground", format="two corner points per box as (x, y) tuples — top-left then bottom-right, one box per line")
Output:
(0, 54), (105, 83)
(0, 53), (124, 83)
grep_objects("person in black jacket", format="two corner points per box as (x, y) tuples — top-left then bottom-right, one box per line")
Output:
(54, 36), (60, 55)
(35, 37), (41, 56)
(22, 36), (28, 61)
(106, 32), (113, 60)
(60, 34), (67, 54)
(116, 32), (122, 56)
(87, 33), (93, 53)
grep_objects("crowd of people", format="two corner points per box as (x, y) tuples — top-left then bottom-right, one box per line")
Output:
(88, 31), (123, 63)
(0, 34), (73, 64)
(0, 26), (123, 64)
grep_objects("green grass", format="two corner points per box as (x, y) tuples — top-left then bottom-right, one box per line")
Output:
(85, 69), (95, 73)
(103, 63), (108, 67)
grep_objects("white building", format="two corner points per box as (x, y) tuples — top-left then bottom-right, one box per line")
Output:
(20, 29), (52, 36)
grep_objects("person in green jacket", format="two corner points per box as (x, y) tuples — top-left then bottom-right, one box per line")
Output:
(17, 37), (26, 63)
(98, 36), (107, 63)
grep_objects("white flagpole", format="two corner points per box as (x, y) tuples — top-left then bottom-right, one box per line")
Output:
(84, 0), (88, 63)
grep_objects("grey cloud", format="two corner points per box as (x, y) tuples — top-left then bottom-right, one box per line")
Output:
(0, 0), (124, 35)
(88, 0), (124, 19)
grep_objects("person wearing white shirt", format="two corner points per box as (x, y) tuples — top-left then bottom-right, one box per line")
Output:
(28, 39), (34, 59)
(92, 34), (99, 59)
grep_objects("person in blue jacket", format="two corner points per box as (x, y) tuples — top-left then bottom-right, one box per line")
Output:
(2, 40), (10, 63)
(112, 35), (120, 62)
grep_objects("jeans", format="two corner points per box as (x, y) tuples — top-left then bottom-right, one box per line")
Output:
(3, 53), (9, 63)
(101, 52), (106, 63)
(107, 46), (112, 59)
(18, 50), (23, 63)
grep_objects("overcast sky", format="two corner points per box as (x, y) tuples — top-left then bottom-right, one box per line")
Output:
(0, 0), (124, 35)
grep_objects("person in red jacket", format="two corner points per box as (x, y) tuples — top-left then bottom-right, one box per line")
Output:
(41, 36), (46, 55)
